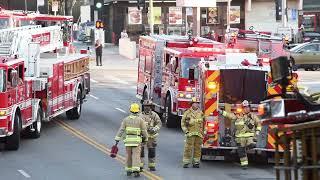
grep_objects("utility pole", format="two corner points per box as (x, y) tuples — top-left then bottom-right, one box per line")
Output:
(24, 0), (28, 11)
(227, 0), (231, 30)
(149, 0), (154, 34)
(282, 0), (287, 27)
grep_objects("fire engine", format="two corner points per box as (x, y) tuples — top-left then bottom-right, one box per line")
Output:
(137, 35), (236, 128)
(137, 34), (298, 163)
(225, 28), (287, 63)
(0, 23), (90, 150)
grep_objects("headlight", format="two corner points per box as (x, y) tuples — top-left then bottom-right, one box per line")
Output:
(208, 81), (217, 90)
(179, 93), (184, 98)
(185, 94), (192, 99)
(185, 87), (192, 91)
(0, 110), (6, 116)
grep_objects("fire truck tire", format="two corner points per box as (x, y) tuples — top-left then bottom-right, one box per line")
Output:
(163, 95), (178, 128)
(5, 113), (21, 151)
(66, 88), (82, 120)
(27, 107), (42, 139)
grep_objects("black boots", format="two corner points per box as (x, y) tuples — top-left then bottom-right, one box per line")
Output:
(133, 172), (140, 177)
(183, 164), (189, 168)
(193, 163), (200, 168)
(149, 167), (156, 171)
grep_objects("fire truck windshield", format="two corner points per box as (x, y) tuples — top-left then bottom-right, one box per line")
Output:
(0, 69), (5, 92)
(181, 58), (200, 80)
(0, 19), (9, 29)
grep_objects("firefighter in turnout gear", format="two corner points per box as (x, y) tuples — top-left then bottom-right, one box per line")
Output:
(114, 103), (148, 177)
(218, 100), (262, 169)
(181, 98), (205, 168)
(140, 100), (162, 171)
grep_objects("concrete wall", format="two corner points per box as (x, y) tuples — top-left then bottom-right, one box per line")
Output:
(245, 0), (299, 33)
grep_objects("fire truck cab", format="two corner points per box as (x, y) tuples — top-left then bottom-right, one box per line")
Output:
(137, 35), (226, 128)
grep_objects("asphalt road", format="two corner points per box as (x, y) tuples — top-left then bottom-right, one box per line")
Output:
(0, 45), (319, 180)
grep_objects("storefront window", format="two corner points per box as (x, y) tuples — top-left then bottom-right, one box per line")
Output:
(303, 15), (316, 31)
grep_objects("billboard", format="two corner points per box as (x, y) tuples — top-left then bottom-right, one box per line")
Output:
(128, 7), (142, 25)
(169, 7), (183, 25)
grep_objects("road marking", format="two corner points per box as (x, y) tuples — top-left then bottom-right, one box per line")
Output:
(89, 94), (99, 100)
(90, 79), (99, 83)
(18, 170), (31, 178)
(115, 108), (127, 114)
(55, 120), (162, 180)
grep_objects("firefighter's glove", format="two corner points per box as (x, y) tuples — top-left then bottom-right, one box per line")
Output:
(185, 117), (190, 127)
(246, 122), (254, 129)
(148, 127), (156, 134)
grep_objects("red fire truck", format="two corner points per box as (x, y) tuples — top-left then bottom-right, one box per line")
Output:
(137, 35), (234, 128)
(0, 24), (90, 150)
(226, 28), (287, 63)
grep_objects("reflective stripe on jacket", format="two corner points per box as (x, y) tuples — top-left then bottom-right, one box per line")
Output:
(115, 114), (148, 147)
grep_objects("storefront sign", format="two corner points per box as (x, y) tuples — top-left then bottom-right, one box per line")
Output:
(152, 7), (162, 25)
(128, 7), (142, 25)
(32, 32), (51, 46)
(230, 6), (240, 24)
(206, 7), (218, 24)
(169, 7), (183, 25)
(176, 0), (216, 7)
(52, 1), (59, 12)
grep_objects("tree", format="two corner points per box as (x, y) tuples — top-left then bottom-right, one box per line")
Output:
(48, 0), (79, 16)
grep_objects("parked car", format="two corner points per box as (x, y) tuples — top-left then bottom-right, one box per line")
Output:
(289, 40), (320, 71)
(302, 32), (320, 42)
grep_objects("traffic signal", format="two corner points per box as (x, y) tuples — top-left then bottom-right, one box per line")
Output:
(96, 20), (104, 29)
(137, 0), (145, 10)
(275, 0), (282, 21)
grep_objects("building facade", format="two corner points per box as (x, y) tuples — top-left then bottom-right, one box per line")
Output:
(299, 0), (320, 32)
(102, 0), (246, 43)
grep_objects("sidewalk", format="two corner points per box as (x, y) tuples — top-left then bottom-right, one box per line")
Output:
(74, 42), (138, 71)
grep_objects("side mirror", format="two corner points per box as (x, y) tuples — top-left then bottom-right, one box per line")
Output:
(10, 70), (18, 88)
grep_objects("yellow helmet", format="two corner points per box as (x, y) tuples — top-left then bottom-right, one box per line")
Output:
(130, 103), (140, 113)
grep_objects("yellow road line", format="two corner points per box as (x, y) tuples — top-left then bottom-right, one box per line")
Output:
(55, 120), (162, 180)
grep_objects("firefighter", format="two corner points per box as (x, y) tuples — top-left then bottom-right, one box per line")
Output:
(114, 103), (148, 177)
(218, 100), (262, 169)
(140, 100), (162, 171)
(181, 98), (205, 168)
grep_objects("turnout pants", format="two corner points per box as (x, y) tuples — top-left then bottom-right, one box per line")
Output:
(125, 145), (141, 172)
(236, 137), (255, 167)
(141, 138), (157, 168)
(183, 135), (202, 165)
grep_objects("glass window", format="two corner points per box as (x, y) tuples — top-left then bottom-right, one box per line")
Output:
(0, 19), (9, 29)
(0, 69), (6, 92)
(181, 58), (200, 80)
(300, 44), (319, 52)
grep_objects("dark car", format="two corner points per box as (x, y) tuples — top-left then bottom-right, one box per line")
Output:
(303, 32), (320, 42)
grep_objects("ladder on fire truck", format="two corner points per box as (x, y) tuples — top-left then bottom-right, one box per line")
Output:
(0, 25), (63, 57)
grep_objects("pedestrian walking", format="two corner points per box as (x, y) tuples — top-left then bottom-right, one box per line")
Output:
(140, 100), (162, 171)
(114, 103), (148, 177)
(181, 98), (205, 168)
(95, 39), (102, 66)
(218, 100), (262, 169)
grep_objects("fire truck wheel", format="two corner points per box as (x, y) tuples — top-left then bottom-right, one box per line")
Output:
(5, 113), (21, 151)
(27, 107), (42, 139)
(163, 95), (178, 128)
(66, 89), (82, 120)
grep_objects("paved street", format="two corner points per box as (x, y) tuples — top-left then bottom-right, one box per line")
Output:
(0, 45), (319, 180)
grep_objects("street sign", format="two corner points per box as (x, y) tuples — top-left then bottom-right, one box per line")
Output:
(176, 0), (216, 7)
(52, 1), (58, 12)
